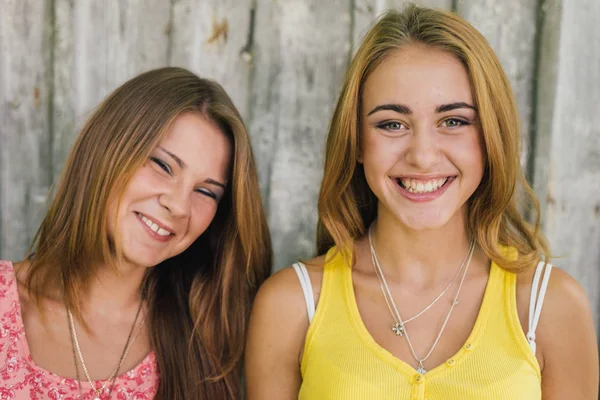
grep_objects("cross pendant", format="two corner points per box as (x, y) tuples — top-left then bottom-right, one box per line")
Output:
(391, 322), (405, 337)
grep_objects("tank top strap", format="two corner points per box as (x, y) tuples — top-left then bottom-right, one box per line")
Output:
(496, 254), (542, 376)
(300, 246), (351, 374)
(320, 246), (353, 300)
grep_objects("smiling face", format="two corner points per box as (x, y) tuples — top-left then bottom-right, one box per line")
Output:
(107, 112), (232, 269)
(359, 44), (485, 232)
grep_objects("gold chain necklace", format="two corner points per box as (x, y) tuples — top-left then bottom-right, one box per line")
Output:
(67, 302), (145, 400)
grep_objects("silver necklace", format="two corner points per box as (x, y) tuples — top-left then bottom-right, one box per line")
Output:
(67, 303), (145, 400)
(367, 227), (469, 336)
(369, 230), (475, 374)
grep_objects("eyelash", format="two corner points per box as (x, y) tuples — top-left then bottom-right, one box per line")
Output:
(196, 188), (218, 200)
(376, 121), (406, 131)
(150, 157), (219, 200)
(442, 118), (471, 128)
(151, 157), (172, 175)
(376, 118), (471, 131)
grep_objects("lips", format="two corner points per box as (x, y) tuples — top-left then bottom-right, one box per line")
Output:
(135, 212), (175, 237)
(392, 175), (456, 202)
(397, 177), (450, 193)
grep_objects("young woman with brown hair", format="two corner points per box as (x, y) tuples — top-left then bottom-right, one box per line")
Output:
(246, 5), (598, 399)
(0, 67), (272, 399)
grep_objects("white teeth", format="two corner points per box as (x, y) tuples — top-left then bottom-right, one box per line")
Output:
(139, 214), (172, 236)
(400, 177), (449, 193)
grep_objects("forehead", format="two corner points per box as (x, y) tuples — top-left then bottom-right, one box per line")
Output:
(159, 112), (232, 177)
(362, 45), (473, 111)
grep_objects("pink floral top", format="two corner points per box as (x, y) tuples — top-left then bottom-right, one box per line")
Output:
(0, 261), (159, 399)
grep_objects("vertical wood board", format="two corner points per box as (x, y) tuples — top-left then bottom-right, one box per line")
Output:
(52, 0), (171, 181)
(253, 0), (353, 269)
(353, 0), (453, 53)
(456, 0), (538, 167)
(537, 0), (600, 327)
(247, 0), (282, 207)
(0, 0), (52, 261)
(169, 0), (253, 119)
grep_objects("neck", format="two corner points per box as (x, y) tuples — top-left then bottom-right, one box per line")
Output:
(370, 208), (473, 286)
(82, 261), (147, 319)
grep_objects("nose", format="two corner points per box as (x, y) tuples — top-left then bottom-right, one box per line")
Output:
(404, 124), (441, 170)
(159, 184), (190, 218)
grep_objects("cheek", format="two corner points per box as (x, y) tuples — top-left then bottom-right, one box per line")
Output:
(106, 203), (117, 242)
(362, 134), (403, 175)
(188, 202), (219, 239)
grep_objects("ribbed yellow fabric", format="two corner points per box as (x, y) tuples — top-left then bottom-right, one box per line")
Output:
(299, 247), (541, 400)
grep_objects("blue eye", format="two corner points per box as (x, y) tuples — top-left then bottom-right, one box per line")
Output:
(151, 157), (172, 175)
(442, 118), (470, 128)
(377, 121), (406, 131)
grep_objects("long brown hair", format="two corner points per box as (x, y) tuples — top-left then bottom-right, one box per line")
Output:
(317, 4), (549, 271)
(26, 67), (272, 399)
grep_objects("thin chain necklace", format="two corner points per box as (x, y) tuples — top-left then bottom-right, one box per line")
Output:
(67, 302), (145, 400)
(368, 229), (475, 374)
(367, 227), (469, 336)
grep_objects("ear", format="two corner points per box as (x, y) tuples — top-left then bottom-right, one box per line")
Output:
(356, 148), (364, 164)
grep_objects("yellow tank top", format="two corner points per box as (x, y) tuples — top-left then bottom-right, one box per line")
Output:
(299, 247), (541, 400)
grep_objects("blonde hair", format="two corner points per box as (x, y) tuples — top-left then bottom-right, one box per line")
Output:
(27, 67), (272, 399)
(317, 5), (549, 271)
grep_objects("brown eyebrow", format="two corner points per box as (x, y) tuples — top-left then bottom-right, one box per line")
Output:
(435, 102), (478, 113)
(159, 146), (185, 169)
(205, 178), (226, 190)
(367, 102), (478, 116)
(159, 147), (227, 189)
(367, 104), (412, 116)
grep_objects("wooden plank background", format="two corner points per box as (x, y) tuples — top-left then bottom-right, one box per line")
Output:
(1, 0), (599, 329)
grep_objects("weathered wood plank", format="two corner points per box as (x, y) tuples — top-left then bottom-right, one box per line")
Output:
(250, 0), (353, 270)
(52, 0), (171, 181)
(456, 0), (538, 167)
(534, 0), (600, 327)
(169, 0), (253, 119)
(0, 0), (52, 261)
(353, 0), (453, 52)
(531, 0), (560, 221)
(247, 0), (281, 209)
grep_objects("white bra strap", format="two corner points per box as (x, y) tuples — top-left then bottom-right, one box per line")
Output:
(527, 261), (553, 355)
(292, 262), (315, 323)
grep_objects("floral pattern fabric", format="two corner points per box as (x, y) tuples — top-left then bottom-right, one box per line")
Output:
(0, 260), (159, 399)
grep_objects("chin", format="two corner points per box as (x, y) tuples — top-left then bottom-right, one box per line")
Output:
(122, 250), (168, 269)
(397, 213), (455, 232)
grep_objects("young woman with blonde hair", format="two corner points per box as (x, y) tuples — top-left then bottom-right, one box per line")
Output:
(246, 5), (598, 399)
(0, 67), (272, 399)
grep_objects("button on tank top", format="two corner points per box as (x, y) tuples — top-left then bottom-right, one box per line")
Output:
(298, 247), (541, 400)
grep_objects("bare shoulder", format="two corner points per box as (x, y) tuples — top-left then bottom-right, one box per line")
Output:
(516, 263), (591, 311)
(533, 266), (595, 344)
(517, 264), (594, 340)
(251, 254), (326, 327)
(245, 255), (327, 399)
(541, 266), (591, 310)
(12, 259), (29, 282)
(517, 264), (598, 397)
(11, 259), (33, 308)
